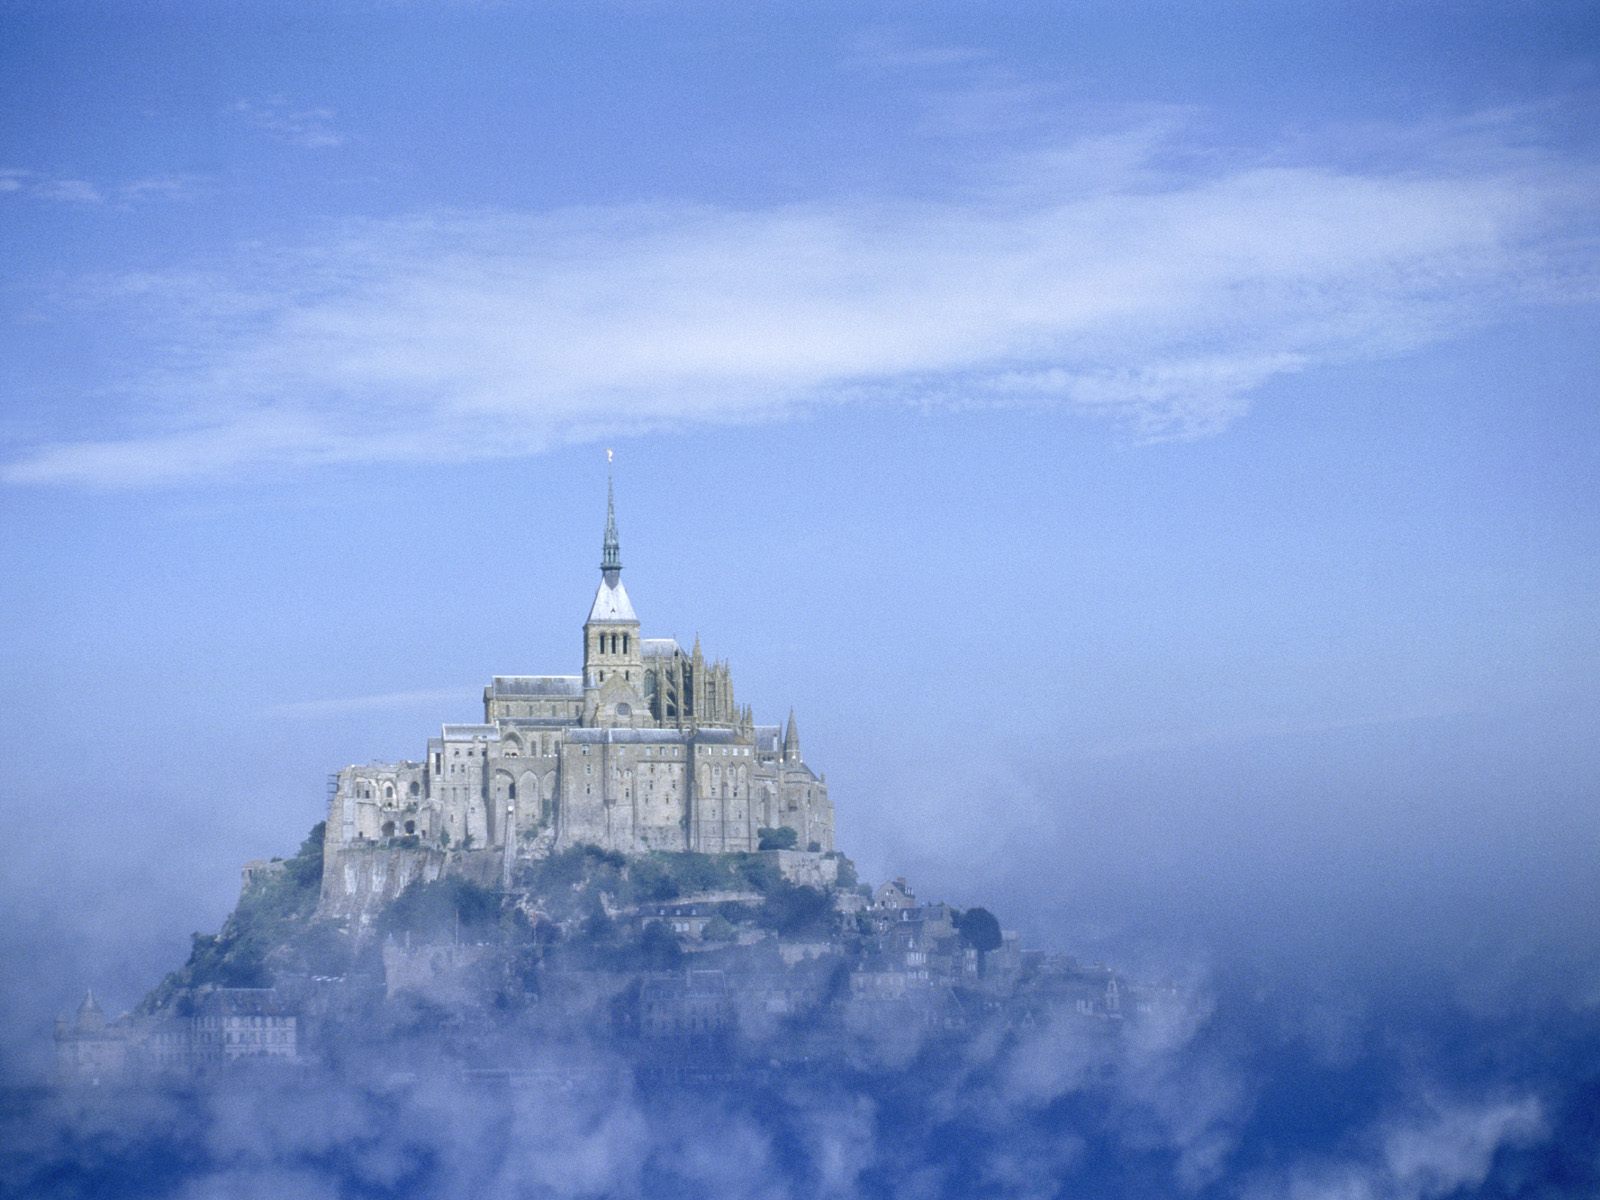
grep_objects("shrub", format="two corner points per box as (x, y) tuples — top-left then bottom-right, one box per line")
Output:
(757, 826), (798, 851)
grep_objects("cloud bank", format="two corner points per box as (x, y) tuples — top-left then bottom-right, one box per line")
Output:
(5, 115), (1595, 488)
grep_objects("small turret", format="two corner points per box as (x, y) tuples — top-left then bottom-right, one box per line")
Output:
(783, 709), (800, 763)
(76, 989), (105, 1032)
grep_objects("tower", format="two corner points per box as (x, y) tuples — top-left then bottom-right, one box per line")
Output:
(583, 471), (645, 726)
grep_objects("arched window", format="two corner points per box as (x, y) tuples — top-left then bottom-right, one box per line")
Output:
(508, 782), (517, 799)
(404, 820), (415, 835)
(623, 633), (630, 653)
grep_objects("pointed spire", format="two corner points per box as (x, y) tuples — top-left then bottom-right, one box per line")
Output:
(600, 471), (622, 582)
(783, 709), (800, 761)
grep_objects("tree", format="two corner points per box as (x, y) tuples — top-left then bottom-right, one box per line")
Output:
(379, 877), (501, 941)
(758, 826), (799, 851)
(758, 882), (832, 936)
(957, 907), (1003, 976)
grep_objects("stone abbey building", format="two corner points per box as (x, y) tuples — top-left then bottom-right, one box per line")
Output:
(320, 482), (834, 919)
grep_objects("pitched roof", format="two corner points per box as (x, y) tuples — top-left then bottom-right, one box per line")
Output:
(490, 675), (582, 698)
(587, 578), (638, 623)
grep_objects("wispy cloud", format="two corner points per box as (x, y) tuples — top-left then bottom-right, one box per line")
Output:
(264, 688), (472, 718)
(5, 112), (1596, 488)
(232, 97), (346, 149)
(0, 168), (204, 206)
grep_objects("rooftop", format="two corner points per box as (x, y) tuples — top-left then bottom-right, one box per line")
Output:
(490, 675), (583, 698)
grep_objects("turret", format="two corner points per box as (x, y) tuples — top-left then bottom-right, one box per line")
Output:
(76, 989), (105, 1033)
(783, 709), (800, 763)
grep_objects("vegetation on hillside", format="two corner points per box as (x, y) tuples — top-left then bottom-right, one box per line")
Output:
(138, 829), (865, 1013)
(138, 822), (339, 1012)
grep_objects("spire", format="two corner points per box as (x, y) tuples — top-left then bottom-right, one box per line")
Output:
(783, 709), (800, 762)
(600, 470), (622, 584)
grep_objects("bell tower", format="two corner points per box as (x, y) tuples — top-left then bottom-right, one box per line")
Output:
(583, 469), (645, 725)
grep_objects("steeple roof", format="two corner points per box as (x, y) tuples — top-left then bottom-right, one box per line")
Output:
(587, 577), (638, 623)
(588, 468), (637, 623)
(601, 475), (622, 578)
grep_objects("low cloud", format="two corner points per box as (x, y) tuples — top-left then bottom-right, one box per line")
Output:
(1247, 1095), (1547, 1200)
(5, 111), (1596, 488)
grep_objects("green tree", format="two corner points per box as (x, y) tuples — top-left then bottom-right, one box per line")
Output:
(956, 907), (1003, 976)
(636, 921), (683, 969)
(758, 882), (833, 936)
(758, 826), (798, 851)
(833, 857), (858, 890)
(379, 876), (501, 941)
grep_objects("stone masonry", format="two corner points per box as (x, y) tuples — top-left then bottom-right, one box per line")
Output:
(319, 479), (834, 921)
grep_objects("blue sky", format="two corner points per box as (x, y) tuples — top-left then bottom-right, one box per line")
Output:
(2, 1), (1599, 1035)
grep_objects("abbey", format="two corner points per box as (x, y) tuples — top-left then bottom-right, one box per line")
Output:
(319, 481), (834, 916)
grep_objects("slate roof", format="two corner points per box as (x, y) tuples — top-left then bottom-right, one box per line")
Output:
(587, 578), (638, 623)
(442, 724), (497, 740)
(490, 676), (582, 698)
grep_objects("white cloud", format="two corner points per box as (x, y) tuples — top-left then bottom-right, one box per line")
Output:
(5, 114), (1596, 488)
(33, 178), (104, 204)
(0, 169), (202, 206)
(233, 97), (346, 149)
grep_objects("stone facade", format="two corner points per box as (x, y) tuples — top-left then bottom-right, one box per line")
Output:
(54, 988), (298, 1084)
(320, 481), (834, 920)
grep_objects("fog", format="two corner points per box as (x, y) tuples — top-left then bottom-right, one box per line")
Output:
(4, 670), (1598, 1196)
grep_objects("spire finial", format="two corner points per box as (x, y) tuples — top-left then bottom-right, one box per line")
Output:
(600, 450), (621, 580)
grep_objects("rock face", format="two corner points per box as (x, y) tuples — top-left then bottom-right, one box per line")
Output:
(318, 483), (834, 925)
(319, 846), (501, 923)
